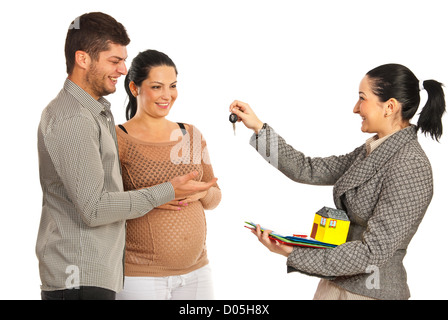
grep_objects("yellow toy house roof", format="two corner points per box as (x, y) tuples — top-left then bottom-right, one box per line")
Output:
(316, 207), (349, 221)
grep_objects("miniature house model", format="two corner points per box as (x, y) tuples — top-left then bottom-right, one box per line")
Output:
(310, 207), (350, 246)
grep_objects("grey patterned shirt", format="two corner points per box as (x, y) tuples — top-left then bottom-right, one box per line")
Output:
(36, 79), (174, 292)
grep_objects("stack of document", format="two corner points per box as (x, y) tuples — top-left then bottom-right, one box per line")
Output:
(245, 221), (337, 249)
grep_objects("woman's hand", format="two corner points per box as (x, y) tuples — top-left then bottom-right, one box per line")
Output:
(180, 190), (208, 203)
(251, 224), (293, 257)
(156, 200), (186, 211)
(156, 191), (208, 211)
(229, 100), (264, 134)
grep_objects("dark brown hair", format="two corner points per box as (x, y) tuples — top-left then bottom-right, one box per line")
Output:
(367, 64), (446, 141)
(64, 12), (130, 74)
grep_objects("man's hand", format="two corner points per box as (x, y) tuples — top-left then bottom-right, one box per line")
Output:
(170, 171), (217, 199)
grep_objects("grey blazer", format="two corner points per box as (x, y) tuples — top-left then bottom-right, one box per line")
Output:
(250, 124), (433, 300)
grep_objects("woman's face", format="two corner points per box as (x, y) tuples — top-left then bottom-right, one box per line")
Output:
(353, 75), (388, 136)
(135, 65), (178, 118)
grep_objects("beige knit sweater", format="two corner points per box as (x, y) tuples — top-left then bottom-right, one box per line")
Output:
(116, 124), (221, 277)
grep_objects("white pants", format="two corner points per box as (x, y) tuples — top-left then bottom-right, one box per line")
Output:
(313, 279), (376, 300)
(116, 265), (214, 300)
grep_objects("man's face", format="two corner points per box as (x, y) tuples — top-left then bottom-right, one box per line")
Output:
(86, 43), (128, 99)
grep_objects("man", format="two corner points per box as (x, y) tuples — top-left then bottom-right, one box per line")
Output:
(36, 12), (217, 300)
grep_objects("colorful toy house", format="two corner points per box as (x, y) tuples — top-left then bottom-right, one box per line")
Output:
(310, 207), (350, 246)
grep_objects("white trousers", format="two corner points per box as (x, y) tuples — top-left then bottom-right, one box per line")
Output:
(313, 279), (376, 300)
(116, 265), (214, 300)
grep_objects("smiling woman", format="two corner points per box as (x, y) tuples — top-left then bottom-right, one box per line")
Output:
(115, 49), (221, 300)
(131, 66), (178, 116)
(124, 50), (178, 121)
(354, 76), (410, 138)
(229, 63), (446, 300)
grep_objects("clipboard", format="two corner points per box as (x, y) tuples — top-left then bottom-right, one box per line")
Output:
(245, 221), (337, 249)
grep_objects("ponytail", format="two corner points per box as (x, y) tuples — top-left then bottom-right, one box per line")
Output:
(124, 73), (137, 120)
(366, 64), (445, 142)
(417, 80), (446, 142)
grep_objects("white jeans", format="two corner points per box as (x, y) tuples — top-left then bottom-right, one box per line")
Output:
(116, 265), (214, 300)
(313, 279), (376, 300)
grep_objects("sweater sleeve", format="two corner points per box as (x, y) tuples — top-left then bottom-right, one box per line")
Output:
(196, 127), (221, 210)
(200, 187), (221, 210)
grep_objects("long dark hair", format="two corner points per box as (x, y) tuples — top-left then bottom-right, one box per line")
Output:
(366, 63), (446, 141)
(124, 49), (178, 120)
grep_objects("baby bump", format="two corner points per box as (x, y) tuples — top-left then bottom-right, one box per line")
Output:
(126, 201), (207, 269)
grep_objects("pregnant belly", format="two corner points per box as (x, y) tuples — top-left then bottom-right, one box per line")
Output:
(126, 201), (207, 269)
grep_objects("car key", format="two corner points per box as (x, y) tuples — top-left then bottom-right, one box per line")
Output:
(229, 113), (238, 135)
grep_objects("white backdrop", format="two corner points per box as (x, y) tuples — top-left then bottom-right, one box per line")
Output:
(1, 0), (447, 300)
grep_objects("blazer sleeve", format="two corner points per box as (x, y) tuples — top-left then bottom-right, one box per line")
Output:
(286, 156), (433, 277)
(249, 124), (363, 186)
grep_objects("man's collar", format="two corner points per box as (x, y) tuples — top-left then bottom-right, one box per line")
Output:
(63, 78), (111, 115)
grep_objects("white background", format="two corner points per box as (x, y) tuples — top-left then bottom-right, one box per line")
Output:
(1, 0), (447, 300)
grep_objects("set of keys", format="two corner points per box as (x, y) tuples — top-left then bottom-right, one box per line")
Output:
(229, 112), (238, 135)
